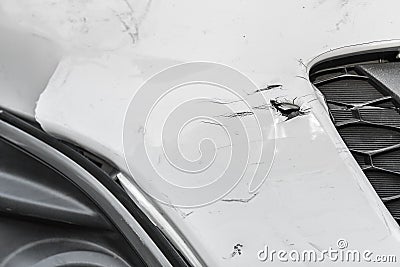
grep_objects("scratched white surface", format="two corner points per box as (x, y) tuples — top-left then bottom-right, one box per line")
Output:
(1, 0), (400, 265)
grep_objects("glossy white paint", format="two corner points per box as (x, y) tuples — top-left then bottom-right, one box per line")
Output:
(2, 0), (400, 265)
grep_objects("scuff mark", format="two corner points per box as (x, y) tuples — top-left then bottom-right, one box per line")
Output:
(297, 58), (308, 70)
(200, 120), (225, 127)
(205, 83), (283, 103)
(174, 208), (194, 219)
(252, 84), (283, 94)
(205, 98), (245, 105)
(249, 161), (266, 166)
(252, 104), (270, 110)
(222, 193), (258, 203)
(221, 111), (254, 118)
(122, 0), (134, 12)
(115, 12), (139, 44)
(216, 144), (232, 150)
(60, 68), (72, 87)
(308, 242), (323, 252)
(165, 195), (195, 219)
(223, 244), (244, 259)
(296, 75), (309, 81)
(334, 12), (349, 31)
(115, 0), (152, 44)
(135, 0), (153, 25)
(340, 0), (349, 8)
(137, 126), (145, 135)
(181, 211), (194, 219)
(378, 206), (392, 236)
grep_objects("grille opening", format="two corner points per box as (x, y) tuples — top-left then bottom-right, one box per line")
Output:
(310, 48), (400, 224)
(318, 78), (386, 104)
(338, 124), (400, 151)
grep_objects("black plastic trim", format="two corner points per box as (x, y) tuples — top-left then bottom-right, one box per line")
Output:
(0, 110), (190, 267)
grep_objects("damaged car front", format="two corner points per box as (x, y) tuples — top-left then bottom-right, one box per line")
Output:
(1, 0), (400, 266)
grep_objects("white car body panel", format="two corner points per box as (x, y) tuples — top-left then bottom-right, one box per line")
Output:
(1, 0), (400, 265)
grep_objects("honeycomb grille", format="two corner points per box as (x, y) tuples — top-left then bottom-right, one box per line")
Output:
(312, 65), (400, 221)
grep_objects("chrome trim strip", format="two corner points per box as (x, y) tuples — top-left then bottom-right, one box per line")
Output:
(118, 173), (204, 267)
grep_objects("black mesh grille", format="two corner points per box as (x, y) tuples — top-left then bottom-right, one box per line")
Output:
(338, 125), (400, 151)
(373, 150), (400, 173)
(359, 108), (400, 127)
(364, 170), (400, 199)
(331, 109), (354, 124)
(312, 62), (400, 223)
(351, 152), (370, 169)
(318, 78), (384, 104)
(386, 200), (400, 220)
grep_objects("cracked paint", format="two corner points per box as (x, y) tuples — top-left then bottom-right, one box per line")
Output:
(221, 193), (258, 203)
(220, 111), (254, 118)
(223, 244), (244, 259)
(2, 0), (400, 266)
(270, 97), (312, 121)
(253, 84), (283, 93)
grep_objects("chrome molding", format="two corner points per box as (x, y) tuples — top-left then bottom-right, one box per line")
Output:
(118, 173), (204, 267)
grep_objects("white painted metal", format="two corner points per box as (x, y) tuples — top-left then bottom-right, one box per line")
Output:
(1, 1), (400, 265)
